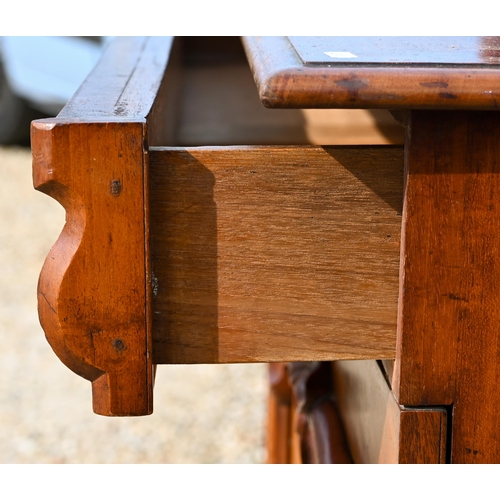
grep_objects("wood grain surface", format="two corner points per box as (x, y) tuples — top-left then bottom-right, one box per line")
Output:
(242, 36), (500, 109)
(58, 37), (174, 121)
(32, 121), (153, 416)
(150, 145), (403, 363)
(333, 360), (447, 463)
(30, 37), (174, 416)
(394, 110), (500, 462)
(31, 36), (500, 462)
(175, 55), (404, 146)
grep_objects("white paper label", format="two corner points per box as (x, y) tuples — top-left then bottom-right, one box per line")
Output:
(324, 51), (358, 59)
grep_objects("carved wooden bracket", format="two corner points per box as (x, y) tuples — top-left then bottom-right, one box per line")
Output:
(31, 119), (153, 416)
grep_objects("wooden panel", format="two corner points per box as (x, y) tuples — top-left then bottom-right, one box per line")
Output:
(30, 37), (175, 416)
(58, 36), (174, 121)
(242, 36), (500, 109)
(175, 56), (404, 146)
(300, 109), (404, 146)
(394, 110), (500, 462)
(333, 360), (447, 463)
(333, 360), (398, 463)
(150, 145), (403, 363)
(32, 120), (152, 416)
(398, 411), (447, 464)
(176, 61), (310, 146)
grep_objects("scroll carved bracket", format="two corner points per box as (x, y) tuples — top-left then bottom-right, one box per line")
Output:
(31, 119), (153, 416)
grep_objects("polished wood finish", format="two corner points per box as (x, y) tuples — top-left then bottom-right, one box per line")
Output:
(31, 36), (403, 417)
(58, 37), (174, 121)
(305, 397), (353, 463)
(149, 146), (402, 363)
(245, 37), (500, 463)
(267, 363), (352, 464)
(288, 362), (352, 464)
(242, 36), (500, 109)
(266, 363), (293, 464)
(175, 46), (404, 146)
(32, 36), (500, 463)
(333, 360), (447, 463)
(266, 391), (293, 464)
(31, 37), (174, 416)
(32, 121), (152, 416)
(243, 37), (500, 463)
(394, 110), (500, 462)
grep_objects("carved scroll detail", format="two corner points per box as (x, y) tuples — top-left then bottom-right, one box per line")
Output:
(32, 119), (153, 416)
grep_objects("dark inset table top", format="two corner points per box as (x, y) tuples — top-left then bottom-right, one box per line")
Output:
(289, 36), (500, 66)
(242, 36), (500, 109)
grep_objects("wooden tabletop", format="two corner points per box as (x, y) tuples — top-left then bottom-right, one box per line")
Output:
(242, 36), (500, 109)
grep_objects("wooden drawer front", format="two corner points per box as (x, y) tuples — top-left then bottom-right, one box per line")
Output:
(150, 145), (403, 364)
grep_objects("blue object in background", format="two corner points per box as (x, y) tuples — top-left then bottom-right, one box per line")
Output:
(0, 36), (109, 144)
